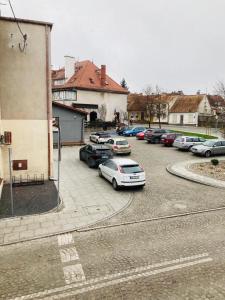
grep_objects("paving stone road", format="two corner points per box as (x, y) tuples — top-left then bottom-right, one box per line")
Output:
(1, 136), (225, 299)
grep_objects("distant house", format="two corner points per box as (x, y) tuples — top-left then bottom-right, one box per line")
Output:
(127, 93), (177, 123)
(169, 95), (212, 126)
(52, 56), (129, 122)
(53, 102), (87, 146)
(0, 16), (53, 187)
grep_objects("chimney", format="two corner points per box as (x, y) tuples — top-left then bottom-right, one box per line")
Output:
(100, 65), (106, 86)
(64, 55), (75, 80)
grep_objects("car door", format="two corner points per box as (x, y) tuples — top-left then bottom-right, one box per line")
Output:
(101, 160), (113, 181)
(85, 145), (93, 161)
(213, 141), (223, 155)
(221, 141), (225, 155)
(106, 139), (114, 150)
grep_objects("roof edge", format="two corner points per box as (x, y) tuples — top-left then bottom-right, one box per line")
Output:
(53, 101), (88, 115)
(0, 16), (53, 28)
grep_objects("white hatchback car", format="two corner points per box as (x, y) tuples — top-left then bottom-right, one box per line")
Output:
(99, 158), (145, 190)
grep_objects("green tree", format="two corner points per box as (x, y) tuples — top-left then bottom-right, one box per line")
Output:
(120, 78), (128, 89)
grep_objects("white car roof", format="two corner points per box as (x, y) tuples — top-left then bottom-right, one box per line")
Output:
(111, 158), (139, 165)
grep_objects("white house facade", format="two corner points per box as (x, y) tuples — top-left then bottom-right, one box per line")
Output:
(52, 57), (129, 122)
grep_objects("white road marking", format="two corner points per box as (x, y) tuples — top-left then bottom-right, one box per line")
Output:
(12, 252), (212, 300)
(63, 264), (86, 284)
(57, 233), (74, 246)
(59, 247), (79, 263)
(43, 257), (213, 299)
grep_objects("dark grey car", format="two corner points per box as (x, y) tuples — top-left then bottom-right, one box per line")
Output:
(79, 144), (113, 167)
(191, 140), (225, 157)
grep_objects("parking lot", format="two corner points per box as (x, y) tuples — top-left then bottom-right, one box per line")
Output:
(81, 133), (225, 227)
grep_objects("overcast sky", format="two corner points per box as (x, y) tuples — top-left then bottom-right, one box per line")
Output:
(3, 0), (225, 94)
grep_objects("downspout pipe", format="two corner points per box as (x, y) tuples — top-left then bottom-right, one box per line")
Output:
(45, 25), (52, 178)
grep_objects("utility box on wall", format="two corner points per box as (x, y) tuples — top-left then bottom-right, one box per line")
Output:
(13, 160), (28, 171)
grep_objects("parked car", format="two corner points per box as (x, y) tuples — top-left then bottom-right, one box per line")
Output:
(79, 144), (113, 168)
(106, 137), (131, 155)
(144, 128), (170, 143)
(99, 158), (145, 190)
(116, 125), (130, 135)
(89, 132), (111, 144)
(191, 140), (225, 157)
(123, 127), (146, 137)
(161, 132), (182, 146)
(173, 136), (206, 150)
(136, 129), (148, 140)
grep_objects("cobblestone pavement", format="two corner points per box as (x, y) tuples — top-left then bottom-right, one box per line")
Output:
(1, 137), (225, 298)
(1, 210), (225, 299)
(86, 138), (225, 228)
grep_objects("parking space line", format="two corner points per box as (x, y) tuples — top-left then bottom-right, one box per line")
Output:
(57, 233), (74, 246)
(63, 264), (86, 284)
(59, 247), (79, 263)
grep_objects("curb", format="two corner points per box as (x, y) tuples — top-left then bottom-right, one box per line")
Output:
(166, 162), (225, 190)
(0, 193), (134, 247)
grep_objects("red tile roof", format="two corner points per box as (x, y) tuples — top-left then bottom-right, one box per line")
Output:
(170, 95), (203, 113)
(127, 93), (175, 111)
(52, 60), (129, 94)
(53, 101), (88, 115)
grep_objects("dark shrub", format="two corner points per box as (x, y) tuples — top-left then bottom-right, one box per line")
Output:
(211, 159), (219, 166)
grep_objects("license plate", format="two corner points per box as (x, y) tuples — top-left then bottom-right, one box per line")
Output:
(102, 156), (108, 159)
(130, 176), (139, 179)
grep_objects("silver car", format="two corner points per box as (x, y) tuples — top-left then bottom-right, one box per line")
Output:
(173, 136), (206, 150)
(191, 140), (225, 157)
(106, 137), (131, 155)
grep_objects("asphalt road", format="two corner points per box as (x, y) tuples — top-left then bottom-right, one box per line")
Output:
(1, 137), (225, 299)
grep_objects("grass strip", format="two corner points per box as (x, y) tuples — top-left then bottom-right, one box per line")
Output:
(170, 130), (217, 139)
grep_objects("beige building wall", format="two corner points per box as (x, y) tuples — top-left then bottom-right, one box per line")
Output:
(0, 17), (53, 181)
(76, 90), (128, 121)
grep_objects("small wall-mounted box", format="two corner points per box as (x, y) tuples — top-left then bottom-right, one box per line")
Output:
(13, 160), (28, 171)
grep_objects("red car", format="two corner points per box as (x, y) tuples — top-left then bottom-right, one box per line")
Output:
(136, 130), (147, 140)
(161, 132), (182, 146)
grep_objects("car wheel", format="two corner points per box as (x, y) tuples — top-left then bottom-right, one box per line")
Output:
(98, 168), (103, 178)
(87, 158), (95, 168)
(129, 133), (132, 137)
(205, 151), (211, 158)
(79, 153), (84, 161)
(112, 178), (119, 190)
(155, 138), (160, 144)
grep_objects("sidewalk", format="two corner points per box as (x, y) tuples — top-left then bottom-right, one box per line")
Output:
(167, 158), (225, 189)
(0, 147), (133, 246)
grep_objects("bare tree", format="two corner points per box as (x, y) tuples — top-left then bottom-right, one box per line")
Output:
(98, 104), (107, 121)
(143, 85), (156, 128)
(214, 81), (225, 99)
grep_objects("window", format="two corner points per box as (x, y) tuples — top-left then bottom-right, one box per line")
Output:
(221, 141), (225, 146)
(215, 141), (222, 146)
(193, 137), (199, 142)
(52, 90), (77, 101)
(120, 165), (143, 174)
(186, 138), (193, 142)
(54, 79), (65, 85)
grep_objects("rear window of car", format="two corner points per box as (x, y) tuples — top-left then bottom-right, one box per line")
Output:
(116, 140), (128, 145)
(96, 149), (111, 154)
(120, 164), (143, 173)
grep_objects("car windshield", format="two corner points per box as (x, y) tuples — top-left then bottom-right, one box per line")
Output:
(120, 164), (143, 173)
(203, 140), (216, 147)
(116, 140), (128, 145)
